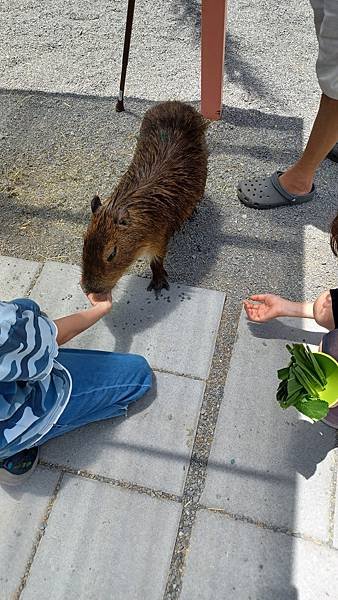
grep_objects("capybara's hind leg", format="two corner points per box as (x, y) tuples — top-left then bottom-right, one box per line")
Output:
(147, 255), (169, 296)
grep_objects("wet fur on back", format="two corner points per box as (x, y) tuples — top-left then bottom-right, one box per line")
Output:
(82, 100), (208, 294)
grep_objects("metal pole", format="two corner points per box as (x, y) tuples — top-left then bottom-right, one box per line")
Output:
(116, 0), (136, 112)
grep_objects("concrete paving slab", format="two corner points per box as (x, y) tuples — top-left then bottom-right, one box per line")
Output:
(21, 475), (181, 600)
(0, 468), (59, 599)
(30, 261), (225, 379)
(0, 255), (41, 300)
(201, 310), (337, 541)
(180, 510), (338, 600)
(42, 371), (204, 495)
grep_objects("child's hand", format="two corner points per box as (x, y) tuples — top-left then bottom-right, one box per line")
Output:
(54, 291), (113, 345)
(243, 294), (288, 322)
(87, 291), (113, 315)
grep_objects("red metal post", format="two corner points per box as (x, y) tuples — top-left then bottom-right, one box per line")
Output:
(201, 0), (227, 120)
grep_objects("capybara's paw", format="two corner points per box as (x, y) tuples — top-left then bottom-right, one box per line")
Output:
(147, 277), (170, 298)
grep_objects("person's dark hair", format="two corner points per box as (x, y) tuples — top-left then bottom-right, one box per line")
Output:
(330, 213), (338, 256)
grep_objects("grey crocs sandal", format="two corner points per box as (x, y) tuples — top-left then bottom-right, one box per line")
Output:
(237, 171), (315, 209)
(327, 143), (338, 163)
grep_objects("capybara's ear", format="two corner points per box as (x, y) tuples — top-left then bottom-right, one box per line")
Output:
(116, 207), (130, 227)
(91, 194), (102, 214)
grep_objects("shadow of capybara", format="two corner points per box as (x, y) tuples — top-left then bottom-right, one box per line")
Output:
(82, 100), (208, 296)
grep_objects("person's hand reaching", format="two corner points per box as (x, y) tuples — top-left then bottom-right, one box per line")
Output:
(54, 291), (113, 346)
(87, 292), (113, 316)
(243, 294), (290, 323)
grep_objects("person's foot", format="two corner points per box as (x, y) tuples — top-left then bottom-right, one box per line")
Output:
(278, 167), (313, 196)
(0, 447), (39, 486)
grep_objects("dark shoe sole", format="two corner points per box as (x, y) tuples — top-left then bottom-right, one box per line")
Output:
(0, 449), (39, 486)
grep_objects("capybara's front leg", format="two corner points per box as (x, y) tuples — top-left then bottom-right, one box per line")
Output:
(148, 255), (169, 296)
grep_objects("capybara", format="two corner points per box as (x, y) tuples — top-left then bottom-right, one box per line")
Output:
(82, 100), (208, 296)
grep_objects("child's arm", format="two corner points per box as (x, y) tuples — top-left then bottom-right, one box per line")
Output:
(54, 292), (112, 346)
(243, 294), (314, 323)
(244, 291), (335, 330)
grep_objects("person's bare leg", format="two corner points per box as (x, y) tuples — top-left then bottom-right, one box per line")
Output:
(279, 93), (338, 195)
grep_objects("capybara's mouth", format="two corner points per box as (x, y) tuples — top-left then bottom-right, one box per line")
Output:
(79, 278), (109, 296)
(83, 287), (110, 296)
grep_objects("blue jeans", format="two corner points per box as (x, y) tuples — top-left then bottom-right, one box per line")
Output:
(38, 348), (152, 445)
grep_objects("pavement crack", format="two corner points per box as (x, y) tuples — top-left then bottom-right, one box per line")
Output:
(25, 261), (45, 297)
(163, 299), (238, 600)
(13, 472), (64, 599)
(38, 460), (182, 504)
(199, 503), (338, 550)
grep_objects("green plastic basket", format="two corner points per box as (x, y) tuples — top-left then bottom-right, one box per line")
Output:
(312, 352), (338, 408)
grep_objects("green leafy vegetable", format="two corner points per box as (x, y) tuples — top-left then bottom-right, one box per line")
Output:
(306, 345), (326, 386)
(293, 398), (329, 420)
(276, 343), (329, 421)
(277, 367), (290, 381)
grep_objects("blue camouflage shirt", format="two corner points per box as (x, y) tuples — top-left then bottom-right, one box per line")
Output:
(0, 298), (72, 458)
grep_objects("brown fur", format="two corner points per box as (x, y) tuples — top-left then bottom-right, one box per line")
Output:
(82, 100), (208, 294)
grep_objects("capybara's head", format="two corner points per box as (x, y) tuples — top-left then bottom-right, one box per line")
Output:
(82, 194), (145, 294)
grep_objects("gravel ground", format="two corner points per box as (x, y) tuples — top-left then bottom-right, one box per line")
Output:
(1, 0), (337, 298)
(1, 0), (338, 597)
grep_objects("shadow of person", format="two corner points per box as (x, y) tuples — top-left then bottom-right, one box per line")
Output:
(248, 319), (323, 346)
(286, 419), (337, 480)
(246, 317), (337, 479)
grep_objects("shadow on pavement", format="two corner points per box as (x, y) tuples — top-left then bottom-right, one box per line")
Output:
(248, 319), (324, 346)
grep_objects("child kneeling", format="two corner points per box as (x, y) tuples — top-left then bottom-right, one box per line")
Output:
(0, 292), (152, 485)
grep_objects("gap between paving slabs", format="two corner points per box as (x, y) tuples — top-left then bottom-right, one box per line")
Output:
(163, 289), (235, 599)
(0, 468), (60, 600)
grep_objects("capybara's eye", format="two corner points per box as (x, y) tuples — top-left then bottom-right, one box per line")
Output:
(107, 247), (117, 262)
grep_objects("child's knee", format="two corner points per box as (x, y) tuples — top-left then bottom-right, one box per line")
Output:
(128, 354), (152, 386)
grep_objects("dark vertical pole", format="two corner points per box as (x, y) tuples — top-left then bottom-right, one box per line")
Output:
(116, 0), (136, 112)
